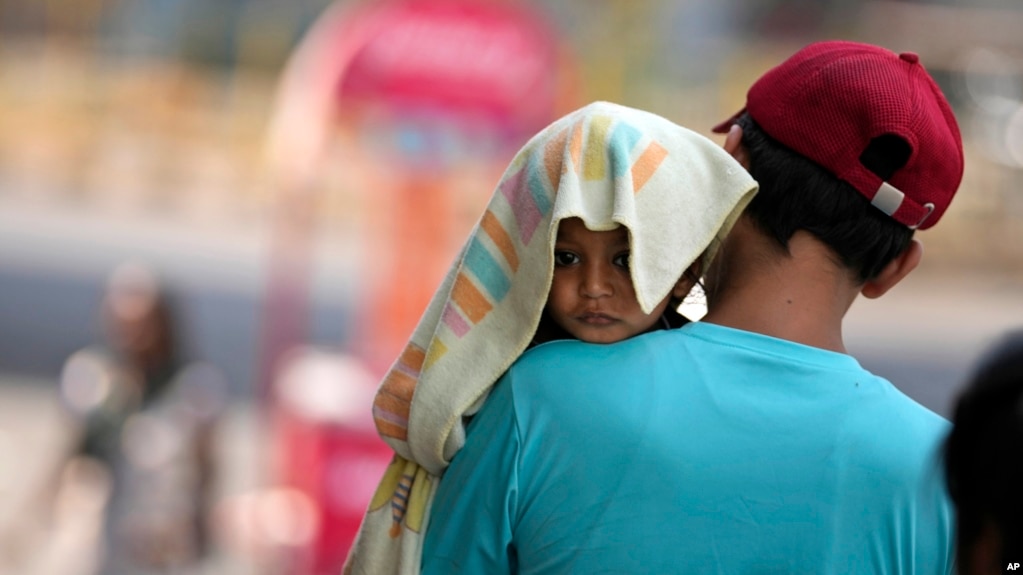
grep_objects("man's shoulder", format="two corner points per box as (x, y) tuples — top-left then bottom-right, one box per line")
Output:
(505, 330), (682, 398)
(841, 377), (951, 483)
(516, 329), (680, 371)
(854, 372), (950, 433)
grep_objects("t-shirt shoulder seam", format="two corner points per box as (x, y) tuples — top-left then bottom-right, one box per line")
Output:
(683, 328), (864, 373)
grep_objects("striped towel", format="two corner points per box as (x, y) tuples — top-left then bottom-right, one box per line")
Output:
(343, 101), (758, 574)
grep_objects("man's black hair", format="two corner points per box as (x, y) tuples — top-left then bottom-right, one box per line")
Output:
(945, 330), (1023, 572)
(735, 113), (914, 282)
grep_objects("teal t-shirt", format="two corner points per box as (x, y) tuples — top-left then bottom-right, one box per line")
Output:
(421, 322), (954, 574)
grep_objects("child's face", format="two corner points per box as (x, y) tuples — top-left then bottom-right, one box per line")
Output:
(546, 218), (684, 344)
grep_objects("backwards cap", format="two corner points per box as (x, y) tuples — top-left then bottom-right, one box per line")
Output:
(713, 40), (963, 230)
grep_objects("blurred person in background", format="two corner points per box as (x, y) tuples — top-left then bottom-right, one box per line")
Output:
(945, 329), (1023, 575)
(39, 262), (226, 575)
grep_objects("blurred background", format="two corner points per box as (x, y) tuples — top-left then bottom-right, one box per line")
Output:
(0, 0), (1021, 573)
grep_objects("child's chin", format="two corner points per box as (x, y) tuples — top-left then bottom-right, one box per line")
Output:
(574, 330), (634, 345)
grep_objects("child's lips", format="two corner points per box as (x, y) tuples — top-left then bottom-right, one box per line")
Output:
(578, 312), (616, 325)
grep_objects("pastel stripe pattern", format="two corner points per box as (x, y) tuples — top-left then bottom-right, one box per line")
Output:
(424, 338), (447, 370)
(499, 167), (542, 244)
(464, 237), (511, 302)
(569, 120), (584, 174)
(480, 210), (519, 272)
(608, 121), (643, 181)
(544, 128), (569, 188)
(526, 157), (553, 222)
(583, 114), (612, 181)
(632, 141), (669, 193)
(451, 272), (493, 324)
(373, 343), (426, 440)
(441, 302), (471, 338)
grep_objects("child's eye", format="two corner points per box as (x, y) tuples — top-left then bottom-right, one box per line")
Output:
(613, 252), (631, 269)
(553, 251), (579, 266)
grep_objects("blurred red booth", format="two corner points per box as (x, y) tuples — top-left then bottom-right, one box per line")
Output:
(269, 348), (390, 574)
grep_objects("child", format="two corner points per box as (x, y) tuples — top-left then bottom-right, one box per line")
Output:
(343, 101), (759, 575)
(532, 216), (696, 346)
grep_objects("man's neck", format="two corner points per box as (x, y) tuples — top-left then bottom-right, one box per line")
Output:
(702, 228), (860, 354)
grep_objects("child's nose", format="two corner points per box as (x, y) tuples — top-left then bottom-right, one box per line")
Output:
(581, 264), (613, 298)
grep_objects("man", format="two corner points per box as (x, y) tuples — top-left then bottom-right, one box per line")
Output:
(420, 41), (963, 574)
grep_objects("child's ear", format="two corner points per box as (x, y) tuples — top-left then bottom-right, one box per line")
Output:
(671, 279), (691, 299)
(671, 260), (703, 299)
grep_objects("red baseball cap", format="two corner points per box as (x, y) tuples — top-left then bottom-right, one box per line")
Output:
(713, 41), (963, 230)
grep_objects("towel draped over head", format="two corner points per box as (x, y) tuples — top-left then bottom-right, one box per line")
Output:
(343, 101), (758, 574)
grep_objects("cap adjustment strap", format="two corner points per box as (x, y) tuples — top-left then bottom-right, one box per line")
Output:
(909, 203), (935, 230)
(871, 181), (936, 229)
(871, 181), (905, 216)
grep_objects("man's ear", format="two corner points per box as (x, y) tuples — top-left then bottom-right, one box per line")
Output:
(723, 124), (750, 169)
(860, 239), (923, 299)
